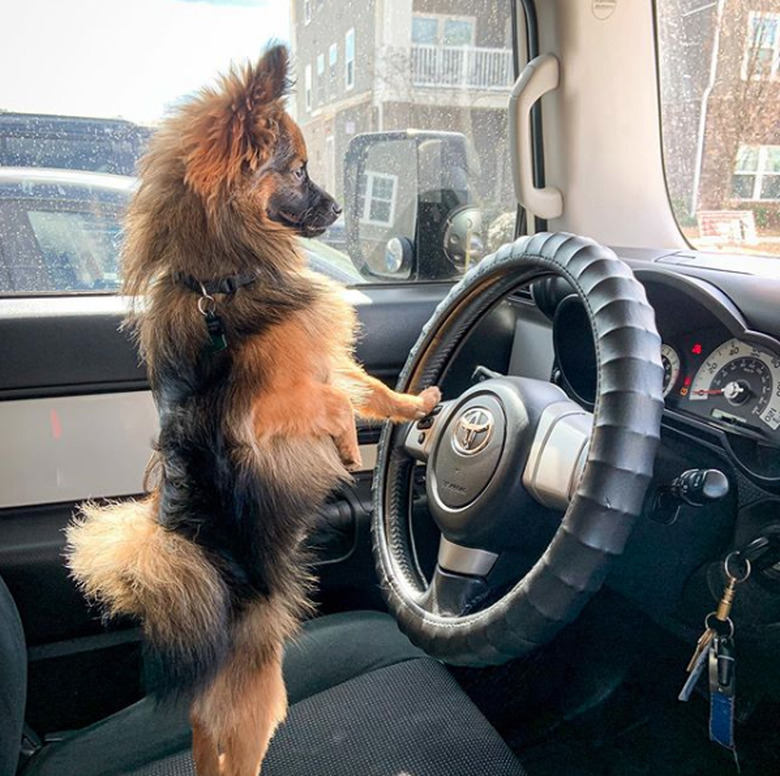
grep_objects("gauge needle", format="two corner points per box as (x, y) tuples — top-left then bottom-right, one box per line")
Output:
(694, 382), (750, 401)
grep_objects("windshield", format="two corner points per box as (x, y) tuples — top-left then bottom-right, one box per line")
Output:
(657, 0), (780, 258)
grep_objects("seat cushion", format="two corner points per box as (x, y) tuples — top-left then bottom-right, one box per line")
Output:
(283, 610), (427, 705)
(129, 660), (527, 776)
(21, 612), (430, 776)
(23, 612), (525, 776)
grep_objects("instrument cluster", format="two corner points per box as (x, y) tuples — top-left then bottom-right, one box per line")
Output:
(661, 334), (780, 438)
(550, 271), (780, 480)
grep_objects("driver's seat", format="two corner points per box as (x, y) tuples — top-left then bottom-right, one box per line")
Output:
(1, 576), (527, 776)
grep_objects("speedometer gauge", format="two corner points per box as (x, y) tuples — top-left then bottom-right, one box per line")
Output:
(661, 344), (680, 398)
(690, 338), (780, 431)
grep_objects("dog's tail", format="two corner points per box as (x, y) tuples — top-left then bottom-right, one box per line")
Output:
(65, 497), (231, 699)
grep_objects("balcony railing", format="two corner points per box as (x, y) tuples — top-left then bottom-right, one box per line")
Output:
(411, 44), (513, 91)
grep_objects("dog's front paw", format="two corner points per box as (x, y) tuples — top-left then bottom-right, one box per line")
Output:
(335, 439), (363, 471)
(415, 386), (442, 418)
(342, 451), (363, 472)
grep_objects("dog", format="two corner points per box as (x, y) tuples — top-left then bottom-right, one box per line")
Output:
(65, 44), (440, 776)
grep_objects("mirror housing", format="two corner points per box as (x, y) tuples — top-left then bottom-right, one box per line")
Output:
(343, 130), (483, 281)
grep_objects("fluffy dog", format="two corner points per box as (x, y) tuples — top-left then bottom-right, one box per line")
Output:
(66, 45), (440, 776)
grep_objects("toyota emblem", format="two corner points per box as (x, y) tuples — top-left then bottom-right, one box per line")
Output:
(452, 407), (494, 455)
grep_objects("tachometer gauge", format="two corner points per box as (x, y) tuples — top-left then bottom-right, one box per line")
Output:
(661, 344), (680, 398)
(690, 338), (780, 432)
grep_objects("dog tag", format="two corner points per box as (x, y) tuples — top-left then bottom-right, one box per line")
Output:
(205, 311), (228, 353)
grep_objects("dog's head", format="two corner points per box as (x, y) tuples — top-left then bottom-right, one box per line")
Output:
(180, 45), (340, 238)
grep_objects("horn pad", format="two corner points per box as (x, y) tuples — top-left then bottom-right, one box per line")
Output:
(426, 377), (568, 547)
(431, 397), (506, 510)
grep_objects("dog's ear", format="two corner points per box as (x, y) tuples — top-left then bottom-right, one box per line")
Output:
(251, 44), (292, 105)
(183, 44), (292, 204)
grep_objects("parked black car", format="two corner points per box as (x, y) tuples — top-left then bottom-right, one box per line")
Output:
(0, 113), (152, 176)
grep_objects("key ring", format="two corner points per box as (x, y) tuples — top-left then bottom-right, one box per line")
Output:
(197, 282), (217, 316)
(704, 611), (735, 639)
(724, 551), (751, 584)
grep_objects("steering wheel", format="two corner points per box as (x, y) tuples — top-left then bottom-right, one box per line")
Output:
(373, 232), (665, 665)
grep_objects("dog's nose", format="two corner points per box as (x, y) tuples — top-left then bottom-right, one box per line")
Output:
(331, 202), (342, 216)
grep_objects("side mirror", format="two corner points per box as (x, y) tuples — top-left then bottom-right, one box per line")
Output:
(343, 130), (484, 281)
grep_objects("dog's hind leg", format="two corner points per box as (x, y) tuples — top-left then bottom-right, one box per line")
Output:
(190, 712), (221, 776)
(194, 645), (287, 776)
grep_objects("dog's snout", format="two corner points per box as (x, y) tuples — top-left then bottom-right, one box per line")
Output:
(331, 202), (342, 216)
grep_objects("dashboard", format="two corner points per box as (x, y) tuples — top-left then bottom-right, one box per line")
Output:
(550, 270), (780, 484)
(457, 260), (780, 698)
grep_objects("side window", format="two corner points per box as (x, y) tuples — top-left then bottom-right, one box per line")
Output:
(657, 2), (780, 257)
(0, 0), (520, 293)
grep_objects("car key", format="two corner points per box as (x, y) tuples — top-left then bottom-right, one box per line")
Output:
(681, 552), (749, 693)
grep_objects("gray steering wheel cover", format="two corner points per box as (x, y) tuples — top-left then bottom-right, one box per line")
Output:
(372, 233), (665, 665)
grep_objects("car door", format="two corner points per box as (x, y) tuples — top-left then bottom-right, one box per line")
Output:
(0, 0), (523, 736)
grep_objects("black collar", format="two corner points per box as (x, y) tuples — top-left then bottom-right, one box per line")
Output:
(173, 272), (257, 296)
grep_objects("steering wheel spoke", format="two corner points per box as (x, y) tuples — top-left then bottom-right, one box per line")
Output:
(402, 399), (456, 462)
(522, 401), (593, 511)
(418, 537), (500, 617)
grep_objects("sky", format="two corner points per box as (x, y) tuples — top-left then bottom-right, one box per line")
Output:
(0, 0), (290, 124)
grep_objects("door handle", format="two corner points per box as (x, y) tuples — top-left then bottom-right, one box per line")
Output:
(509, 54), (563, 220)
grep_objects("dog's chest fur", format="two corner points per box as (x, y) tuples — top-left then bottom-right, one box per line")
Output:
(149, 272), (357, 606)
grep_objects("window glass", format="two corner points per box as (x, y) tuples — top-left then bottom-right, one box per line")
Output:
(305, 64), (312, 112)
(345, 27), (355, 90)
(443, 19), (475, 46)
(748, 13), (779, 79)
(0, 200), (125, 294)
(358, 172), (398, 226)
(657, 1), (780, 257)
(0, 0), (517, 292)
(412, 17), (439, 45)
(27, 210), (122, 291)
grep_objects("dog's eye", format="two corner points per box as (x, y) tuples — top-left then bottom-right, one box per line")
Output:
(293, 166), (306, 182)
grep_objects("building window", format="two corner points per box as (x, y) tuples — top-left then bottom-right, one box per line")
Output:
(345, 28), (355, 89)
(316, 53), (325, 103)
(329, 43), (338, 78)
(742, 12), (780, 80)
(358, 171), (397, 226)
(733, 145), (780, 201)
(412, 14), (476, 46)
(304, 64), (312, 112)
(304, 0), (311, 25)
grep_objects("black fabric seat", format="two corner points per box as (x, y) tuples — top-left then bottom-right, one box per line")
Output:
(1, 577), (527, 776)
